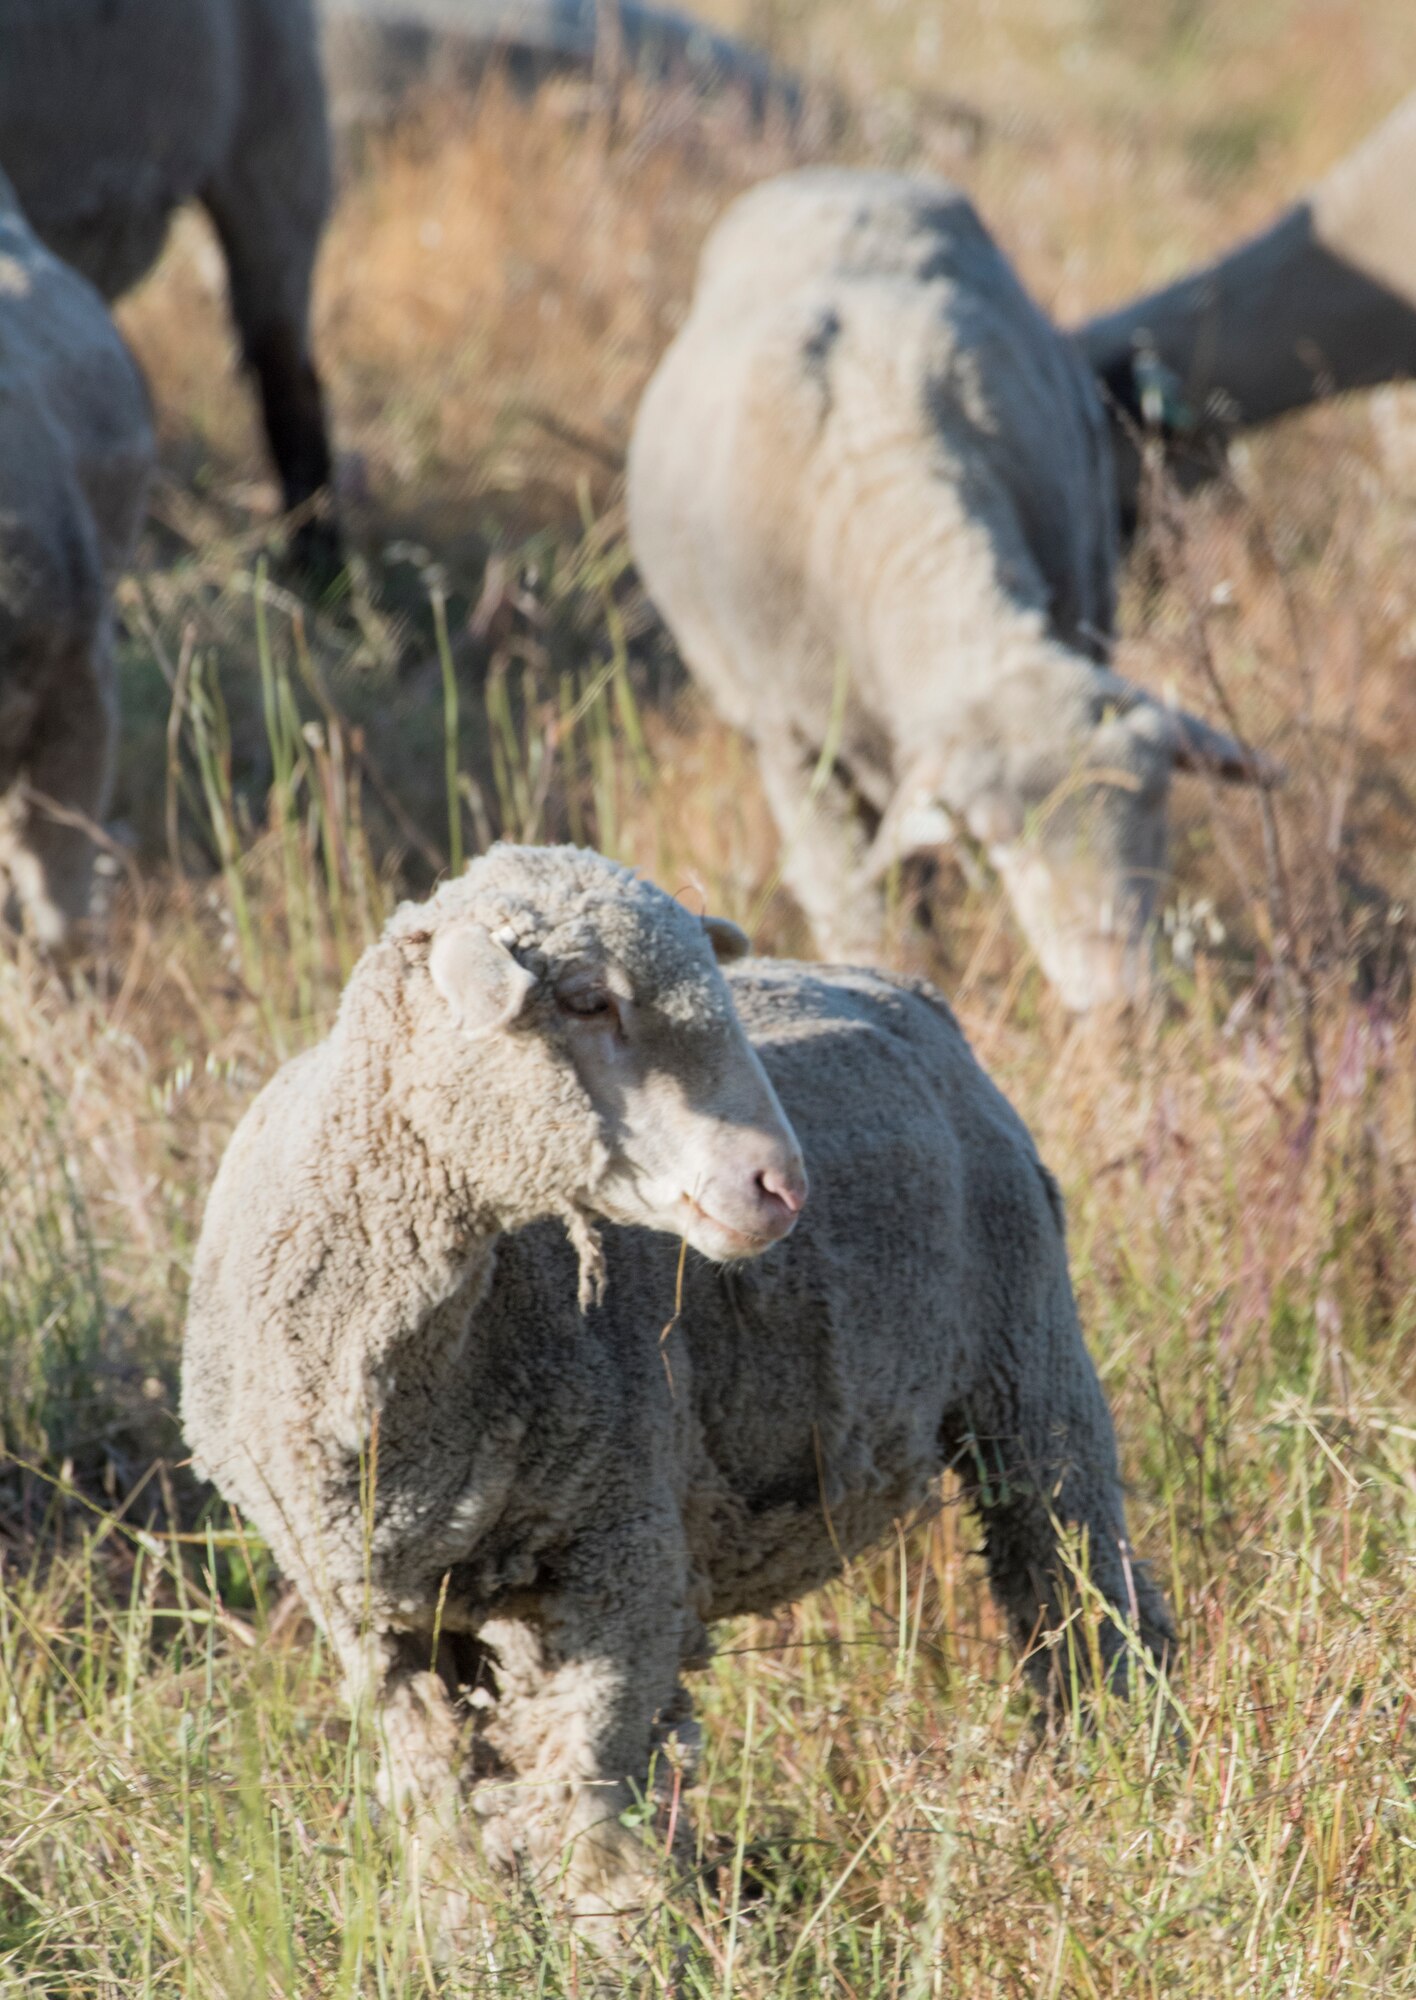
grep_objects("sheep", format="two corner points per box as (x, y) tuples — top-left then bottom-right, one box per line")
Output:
(627, 168), (1274, 1012)
(0, 169), (154, 947)
(1080, 90), (1416, 532)
(182, 841), (1173, 1944)
(0, 0), (339, 574)
(322, 0), (802, 134)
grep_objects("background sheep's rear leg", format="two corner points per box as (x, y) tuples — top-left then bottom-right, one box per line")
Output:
(202, 165), (339, 580)
(950, 1303), (1175, 1705)
(244, 320), (336, 562)
(0, 630), (115, 949)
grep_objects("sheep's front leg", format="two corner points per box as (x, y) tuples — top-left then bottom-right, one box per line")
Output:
(754, 722), (885, 959)
(338, 1627), (481, 1951)
(474, 1533), (694, 1938)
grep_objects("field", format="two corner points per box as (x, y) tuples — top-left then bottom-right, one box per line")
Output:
(4, 0), (1416, 1991)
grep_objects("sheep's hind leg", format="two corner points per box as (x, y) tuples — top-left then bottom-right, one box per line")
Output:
(950, 1334), (1174, 1709)
(245, 322), (337, 566)
(201, 170), (339, 581)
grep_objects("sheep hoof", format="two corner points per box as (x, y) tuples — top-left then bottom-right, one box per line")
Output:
(286, 512), (347, 598)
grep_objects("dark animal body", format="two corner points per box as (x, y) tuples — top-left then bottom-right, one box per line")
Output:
(1079, 90), (1416, 530)
(0, 0), (339, 570)
(0, 167), (154, 944)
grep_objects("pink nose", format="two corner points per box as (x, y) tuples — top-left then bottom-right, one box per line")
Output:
(756, 1164), (808, 1221)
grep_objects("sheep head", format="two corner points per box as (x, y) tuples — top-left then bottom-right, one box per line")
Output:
(385, 845), (807, 1279)
(868, 668), (1279, 1013)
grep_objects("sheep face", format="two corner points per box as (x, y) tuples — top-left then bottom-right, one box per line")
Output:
(902, 686), (1274, 1012)
(408, 847), (808, 1260)
(973, 714), (1174, 1013)
(542, 910), (808, 1261)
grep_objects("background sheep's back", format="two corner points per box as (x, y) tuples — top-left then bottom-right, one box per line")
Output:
(628, 168), (1117, 756)
(0, 186), (155, 563)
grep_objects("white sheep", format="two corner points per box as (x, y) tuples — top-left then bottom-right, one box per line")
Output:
(0, 0), (338, 572)
(182, 842), (1173, 1944)
(0, 170), (154, 947)
(628, 168), (1274, 1011)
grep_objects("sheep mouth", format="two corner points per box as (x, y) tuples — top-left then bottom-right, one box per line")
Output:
(679, 1192), (793, 1256)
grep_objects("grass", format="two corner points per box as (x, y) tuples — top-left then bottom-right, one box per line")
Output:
(4, 3), (1416, 1991)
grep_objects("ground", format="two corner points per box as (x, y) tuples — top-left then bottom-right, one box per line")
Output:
(2, 1), (1415, 1992)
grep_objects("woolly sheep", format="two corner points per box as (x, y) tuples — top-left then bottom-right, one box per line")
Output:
(182, 842), (1173, 1944)
(0, 0), (338, 573)
(0, 169), (154, 946)
(628, 168), (1274, 1012)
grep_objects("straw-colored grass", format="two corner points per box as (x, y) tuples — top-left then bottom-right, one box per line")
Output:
(4, 3), (1416, 1990)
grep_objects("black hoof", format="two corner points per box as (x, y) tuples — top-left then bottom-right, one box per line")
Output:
(286, 510), (346, 597)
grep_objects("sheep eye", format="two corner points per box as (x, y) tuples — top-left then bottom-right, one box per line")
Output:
(558, 990), (617, 1021)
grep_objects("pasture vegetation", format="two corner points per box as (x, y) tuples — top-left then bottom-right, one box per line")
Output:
(4, 0), (1416, 1990)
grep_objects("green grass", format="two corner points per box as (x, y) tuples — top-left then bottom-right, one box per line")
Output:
(2, 1348), (1412, 1993)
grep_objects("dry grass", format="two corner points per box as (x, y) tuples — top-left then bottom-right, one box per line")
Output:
(4, 2), (1416, 1991)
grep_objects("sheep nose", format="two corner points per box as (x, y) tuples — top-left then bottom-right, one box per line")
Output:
(756, 1163), (808, 1221)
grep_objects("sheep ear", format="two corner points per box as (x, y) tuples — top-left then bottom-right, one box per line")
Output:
(701, 914), (750, 962)
(1098, 673), (1282, 787)
(858, 769), (957, 885)
(965, 787), (1025, 847)
(429, 924), (537, 1037)
(1121, 702), (1280, 785)
(1160, 710), (1282, 786)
